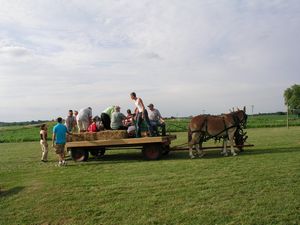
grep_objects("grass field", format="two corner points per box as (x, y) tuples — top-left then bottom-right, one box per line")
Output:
(0, 127), (299, 225)
(1, 114), (300, 143)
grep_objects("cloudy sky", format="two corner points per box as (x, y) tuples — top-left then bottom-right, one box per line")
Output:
(0, 0), (299, 122)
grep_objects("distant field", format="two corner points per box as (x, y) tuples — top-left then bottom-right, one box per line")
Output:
(0, 114), (299, 143)
(0, 128), (299, 225)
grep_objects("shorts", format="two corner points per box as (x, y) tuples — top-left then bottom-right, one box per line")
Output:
(54, 144), (65, 154)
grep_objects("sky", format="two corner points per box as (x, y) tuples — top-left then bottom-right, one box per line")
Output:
(0, 0), (300, 122)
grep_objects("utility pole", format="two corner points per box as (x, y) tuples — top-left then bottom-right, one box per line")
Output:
(251, 105), (254, 115)
(287, 105), (289, 129)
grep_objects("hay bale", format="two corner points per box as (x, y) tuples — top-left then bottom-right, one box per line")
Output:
(66, 134), (72, 142)
(95, 130), (128, 140)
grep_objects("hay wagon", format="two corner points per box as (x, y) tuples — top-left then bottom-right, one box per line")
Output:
(66, 130), (176, 161)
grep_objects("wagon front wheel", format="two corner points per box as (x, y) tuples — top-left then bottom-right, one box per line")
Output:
(71, 148), (89, 162)
(142, 144), (162, 160)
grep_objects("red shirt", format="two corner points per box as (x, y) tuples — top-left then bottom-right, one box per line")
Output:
(87, 123), (97, 132)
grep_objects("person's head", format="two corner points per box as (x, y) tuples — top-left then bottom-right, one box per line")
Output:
(74, 110), (78, 116)
(40, 123), (47, 130)
(127, 109), (132, 114)
(115, 106), (121, 112)
(68, 110), (73, 116)
(147, 103), (154, 110)
(88, 107), (92, 110)
(57, 117), (63, 123)
(92, 117), (97, 123)
(130, 92), (136, 100)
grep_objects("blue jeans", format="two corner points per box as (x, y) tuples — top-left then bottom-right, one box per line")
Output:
(136, 110), (154, 137)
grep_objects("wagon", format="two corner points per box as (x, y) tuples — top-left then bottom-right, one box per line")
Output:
(66, 135), (177, 161)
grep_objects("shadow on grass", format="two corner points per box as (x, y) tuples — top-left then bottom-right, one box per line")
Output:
(0, 186), (25, 198)
(66, 146), (300, 166)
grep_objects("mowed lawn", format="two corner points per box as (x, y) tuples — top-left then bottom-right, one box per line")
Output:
(0, 127), (299, 225)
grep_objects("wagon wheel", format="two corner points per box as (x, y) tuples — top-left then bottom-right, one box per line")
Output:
(89, 148), (106, 158)
(142, 144), (162, 160)
(71, 148), (89, 162)
(162, 145), (170, 156)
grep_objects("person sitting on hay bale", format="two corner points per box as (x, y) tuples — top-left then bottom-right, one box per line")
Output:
(147, 103), (166, 136)
(111, 106), (127, 130)
(87, 117), (98, 132)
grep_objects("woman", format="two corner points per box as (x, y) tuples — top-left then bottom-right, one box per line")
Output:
(39, 124), (48, 162)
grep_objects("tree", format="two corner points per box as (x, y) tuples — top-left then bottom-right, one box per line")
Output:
(284, 84), (300, 115)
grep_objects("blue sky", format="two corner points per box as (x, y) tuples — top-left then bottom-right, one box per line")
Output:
(0, 0), (300, 121)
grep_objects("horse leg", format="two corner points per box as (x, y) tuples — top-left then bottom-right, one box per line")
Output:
(196, 137), (205, 158)
(222, 138), (228, 156)
(188, 133), (197, 159)
(229, 133), (237, 156)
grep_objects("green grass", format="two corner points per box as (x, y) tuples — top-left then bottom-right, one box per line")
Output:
(1, 115), (300, 143)
(0, 127), (299, 225)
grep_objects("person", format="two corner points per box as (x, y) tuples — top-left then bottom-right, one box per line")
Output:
(124, 109), (134, 127)
(77, 107), (92, 132)
(39, 124), (48, 162)
(101, 106), (115, 130)
(73, 110), (79, 132)
(65, 110), (76, 132)
(52, 117), (71, 166)
(111, 106), (127, 130)
(87, 117), (98, 132)
(147, 103), (166, 136)
(130, 92), (154, 137)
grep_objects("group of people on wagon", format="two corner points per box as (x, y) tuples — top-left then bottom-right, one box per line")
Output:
(64, 92), (166, 138)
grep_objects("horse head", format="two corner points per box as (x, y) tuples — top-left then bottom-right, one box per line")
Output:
(232, 108), (248, 128)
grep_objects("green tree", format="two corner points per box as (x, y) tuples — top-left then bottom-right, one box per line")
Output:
(284, 84), (300, 115)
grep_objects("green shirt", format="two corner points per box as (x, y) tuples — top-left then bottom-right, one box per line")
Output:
(102, 106), (115, 118)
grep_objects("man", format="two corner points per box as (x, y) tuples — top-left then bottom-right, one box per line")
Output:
(65, 110), (76, 132)
(147, 103), (166, 136)
(130, 92), (154, 137)
(52, 117), (71, 166)
(111, 106), (127, 130)
(101, 106), (115, 130)
(77, 107), (92, 132)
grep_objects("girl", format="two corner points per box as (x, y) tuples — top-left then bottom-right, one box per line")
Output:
(40, 124), (48, 162)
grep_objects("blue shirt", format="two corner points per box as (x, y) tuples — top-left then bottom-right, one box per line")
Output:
(53, 123), (68, 144)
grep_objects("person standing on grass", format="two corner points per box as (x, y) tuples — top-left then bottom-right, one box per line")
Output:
(39, 124), (48, 162)
(52, 117), (71, 166)
(130, 92), (154, 137)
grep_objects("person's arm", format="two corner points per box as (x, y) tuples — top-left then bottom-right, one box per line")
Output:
(42, 131), (47, 142)
(158, 110), (165, 123)
(138, 98), (146, 118)
(52, 133), (56, 147)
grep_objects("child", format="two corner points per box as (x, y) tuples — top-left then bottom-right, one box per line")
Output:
(87, 117), (98, 132)
(40, 124), (48, 162)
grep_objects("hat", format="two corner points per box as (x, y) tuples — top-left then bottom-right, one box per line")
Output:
(147, 103), (154, 107)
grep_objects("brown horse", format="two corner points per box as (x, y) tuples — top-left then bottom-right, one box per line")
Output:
(188, 107), (247, 158)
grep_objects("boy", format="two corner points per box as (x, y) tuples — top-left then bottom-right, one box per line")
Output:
(52, 117), (72, 166)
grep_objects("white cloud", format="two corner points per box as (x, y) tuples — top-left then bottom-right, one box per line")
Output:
(0, 0), (300, 121)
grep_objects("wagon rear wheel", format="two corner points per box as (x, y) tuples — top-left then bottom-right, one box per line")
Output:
(142, 144), (162, 160)
(71, 148), (89, 162)
(89, 148), (106, 158)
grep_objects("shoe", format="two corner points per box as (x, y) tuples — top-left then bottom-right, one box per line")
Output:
(41, 160), (47, 162)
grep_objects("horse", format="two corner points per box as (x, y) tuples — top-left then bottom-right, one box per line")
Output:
(188, 107), (247, 158)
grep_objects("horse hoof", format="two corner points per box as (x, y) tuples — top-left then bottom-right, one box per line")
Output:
(190, 155), (196, 159)
(233, 153), (237, 156)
